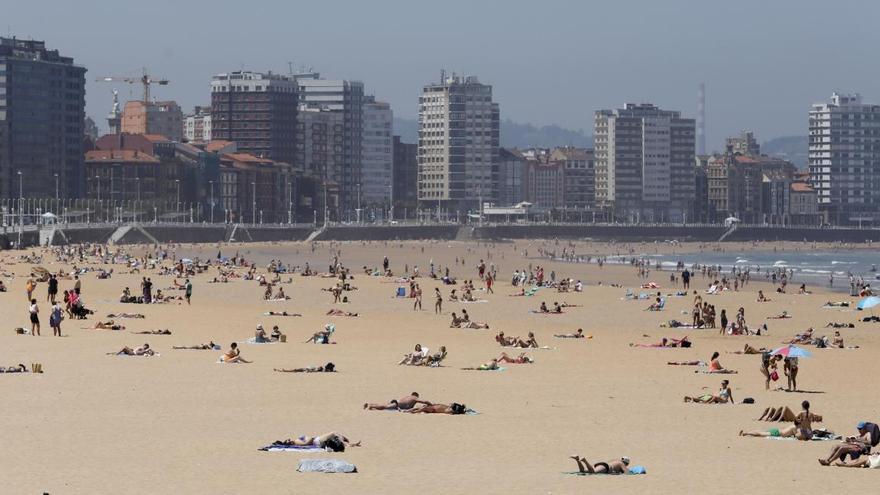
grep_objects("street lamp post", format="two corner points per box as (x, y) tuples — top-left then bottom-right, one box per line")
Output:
(17, 171), (23, 248)
(287, 181), (292, 225)
(53, 173), (59, 200)
(175, 179), (180, 221)
(251, 181), (256, 225)
(209, 180), (215, 224)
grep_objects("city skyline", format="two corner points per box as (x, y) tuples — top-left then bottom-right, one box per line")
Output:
(8, 0), (880, 150)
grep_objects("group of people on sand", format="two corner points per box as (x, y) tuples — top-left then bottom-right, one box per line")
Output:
(398, 344), (447, 366)
(495, 331), (538, 348)
(254, 324), (286, 343)
(364, 392), (469, 415)
(449, 311), (489, 329)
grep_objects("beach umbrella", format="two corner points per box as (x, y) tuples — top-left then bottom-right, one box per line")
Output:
(771, 345), (812, 359)
(856, 296), (880, 310)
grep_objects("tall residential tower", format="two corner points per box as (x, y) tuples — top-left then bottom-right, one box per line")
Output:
(809, 92), (880, 225)
(594, 103), (695, 222)
(418, 73), (499, 212)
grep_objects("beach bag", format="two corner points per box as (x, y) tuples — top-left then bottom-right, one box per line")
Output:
(770, 370), (779, 381)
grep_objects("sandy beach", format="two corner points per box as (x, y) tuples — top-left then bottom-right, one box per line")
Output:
(1, 239), (878, 494)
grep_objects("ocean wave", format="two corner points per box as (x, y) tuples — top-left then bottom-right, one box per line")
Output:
(831, 261), (857, 265)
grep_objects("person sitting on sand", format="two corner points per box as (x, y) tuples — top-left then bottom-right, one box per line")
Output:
(221, 342), (251, 363)
(326, 309), (358, 317)
(555, 328), (585, 339)
(451, 312), (490, 329)
(818, 421), (880, 466)
(569, 455), (630, 474)
(399, 344), (430, 365)
(254, 324), (271, 343)
(757, 290), (771, 302)
(830, 452), (880, 469)
(507, 332), (538, 348)
(404, 403), (468, 414)
(273, 287), (286, 300)
(684, 379), (734, 404)
(173, 341), (220, 350)
(269, 432), (360, 451)
(462, 358), (500, 371)
(552, 302), (563, 313)
(132, 329), (171, 335)
(110, 343), (154, 356)
(703, 351), (737, 374)
(265, 311), (302, 317)
(798, 284), (812, 295)
(831, 331), (845, 348)
(364, 392), (432, 411)
(274, 362), (335, 373)
(88, 320), (124, 330)
(306, 323), (336, 344)
(788, 328), (814, 345)
(494, 331), (516, 346)
(423, 346), (447, 366)
(538, 301), (549, 313)
(497, 352), (533, 364)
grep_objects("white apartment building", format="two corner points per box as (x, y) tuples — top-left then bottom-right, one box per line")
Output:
(809, 92), (880, 225)
(361, 96), (393, 205)
(418, 73), (499, 212)
(183, 106), (212, 142)
(594, 103), (695, 223)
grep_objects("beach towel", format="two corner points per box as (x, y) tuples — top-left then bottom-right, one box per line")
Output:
(563, 466), (647, 475)
(117, 353), (159, 357)
(297, 459), (357, 474)
(767, 435), (840, 442)
(460, 300), (488, 304)
(259, 444), (325, 453)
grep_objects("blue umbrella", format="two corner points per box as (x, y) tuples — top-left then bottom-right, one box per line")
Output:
(771, 345), (812, 359)
(857, 296), (880, 311)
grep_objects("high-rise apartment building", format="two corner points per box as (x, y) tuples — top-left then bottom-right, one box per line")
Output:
(294, 73), (364, 211)
(361, 96), (393, 206)
(594, 103), (695, 222)
(183, 105), (212, 142)
(210, 71), (298, 166)
(0, 37), (86, 198)
(121, 100), (184, 140)
(392, 135), (417, 216)
(809, 92), (880, 225)
(418, 73), (500, 212)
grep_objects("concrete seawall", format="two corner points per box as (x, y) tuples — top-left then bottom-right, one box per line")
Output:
(4, 223), (880, 248)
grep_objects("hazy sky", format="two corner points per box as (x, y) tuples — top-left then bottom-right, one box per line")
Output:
(8, 0), (879, 149)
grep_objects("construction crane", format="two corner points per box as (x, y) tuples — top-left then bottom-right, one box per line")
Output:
(96, 67), (169, 103)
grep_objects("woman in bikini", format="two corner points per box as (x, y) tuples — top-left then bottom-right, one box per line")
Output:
(684, 379), (734, 404)
(271, 432), (360, 451)
(569, 456), (630, 474)
(274, 362), (336, 373)
(497, 352), (533, 364)
(221, 342), (251, 363)
(703, 351), (737, 374)
(173, 341), (219, 350)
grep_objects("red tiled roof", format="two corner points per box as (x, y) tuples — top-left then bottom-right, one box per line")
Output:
(85, 150), (160, 163)
(791, 182), (814, 192)
(142, 134), (172, 143)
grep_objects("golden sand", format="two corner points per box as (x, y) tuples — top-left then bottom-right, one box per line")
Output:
(0, 240), (876, 494)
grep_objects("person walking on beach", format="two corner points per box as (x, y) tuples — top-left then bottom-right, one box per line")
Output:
(185, 279), (193, 305)
(50, 301), (63, 337)
(413, 284), (422, 311)
(47, 274), (58, 304)
(486, 273), (494, 294)
(434, 288), (442, 314)
(29, 299), (40, 336)
(682, 269), (690, 290)
(25, 278), (36, 301)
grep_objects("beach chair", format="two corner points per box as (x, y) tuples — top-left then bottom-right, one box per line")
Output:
(396, 286), (406, 297)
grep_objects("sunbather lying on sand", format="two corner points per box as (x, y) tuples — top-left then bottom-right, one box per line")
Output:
(306, 324), (336, 344)
(404, 403), (468, 414)
(768, 311), (791, 319)
(269, 432), (360, 452)
(684, 379), (734, 404)
(87, 320), (124, 330)
(132, 329), (171, 335)
(0, 364), (28, 373)
(727, 343), (767, 355)
(823, 301), (850, 308)
(326, 309), (358, 317)
(109, 344), (154, 356)
(497, 352), (533, 364)
(825, 322), (854, 328)
(462, 359), (500, 371)
(364, 392), (432, 411)
(106, 313), (145, 319)
(788, 328), (814, 344)
(631, 336), (691, 348)
(554, 328), (585, 339)
(173, 341), (220, 350)
(569, 455), (631, 474)
(758, 406), (797, 422)
(265, 311), (302, 317)
(274, 362), (335, 373)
